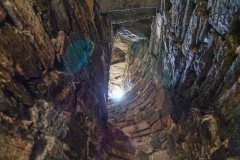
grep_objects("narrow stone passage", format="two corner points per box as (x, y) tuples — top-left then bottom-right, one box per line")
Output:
(0, 0), (240, 160)
(106, 0), (240, 159)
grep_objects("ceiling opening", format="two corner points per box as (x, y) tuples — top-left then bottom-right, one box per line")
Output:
(107, 10), (155, 101)
(108, 33), (133, 100)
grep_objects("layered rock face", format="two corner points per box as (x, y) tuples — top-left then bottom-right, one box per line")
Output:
(1, 0), (240, 160)
(0, 0), (114, 159)
(155, 1), (240, 159)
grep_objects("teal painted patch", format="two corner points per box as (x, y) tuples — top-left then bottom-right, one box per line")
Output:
(63, 37), (94, 75)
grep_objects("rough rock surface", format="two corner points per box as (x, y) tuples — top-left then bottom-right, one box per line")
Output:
(0, 0), (123, 159)
(1, 0), (240, 160)
(108, 0), (240, 159)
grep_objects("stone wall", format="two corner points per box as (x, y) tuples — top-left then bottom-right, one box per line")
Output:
(108, 0), (240, 159)
(1, 0), (240, 159)
(154, 0), (240, 159)
(107, 38), (172, 159)
(153, 0), (240, 159)
(0, 0), (113, 159)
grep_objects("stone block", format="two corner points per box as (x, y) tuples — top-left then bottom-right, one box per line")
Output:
(136, 121), (150, 132)
(132, 141), (153, 154)
(115, 121), (131, 129)
(142, 106), (155, 120)
(134, 112), (143, 123)
(107, 118), (115, 124)
(125, 109), (134, 121)
(122, 125), (136, 137)
(108, 112), (115, 118)
(154, 88), (165, 111)
(128, 96), (146, 109)
(148, 112), (159, 125)
(149, 150), (169, 160)
(107, 103), (119, 109)
(142, 82), (155, 98)
(173, 125), (182, 143)
(134, 106), (140, 115)
(138, 99), (151, 111)
(115, 116), (125, 123)
(201, 114), (218, 141)
(143, 84), (157, 102)
(115, 114), (122, 121)
(151, 119), (165, 133)
(130, 137), (142, 144)
(161, 99), (173, 123)
(113, 103), (121, 112)
(136, 151), (148, 160)
(150, 133), (162, 149)
(158, 129), (168, 142)
(161, 141), (168, 150)
(132, 129), (151, 138)
(138, 86), (157, 109)
(167, 134), (176, 157)
(119, 106), (127, 114)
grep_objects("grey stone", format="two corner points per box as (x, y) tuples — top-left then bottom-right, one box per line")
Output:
(149, 112), (159, 125)
(151, 119), (165, 133)
(142, 106), (155, 120)
(158, 129), (167, 142)
(136, 151), (148, 160)
(125, 109), (134, 121)
(150, 133), (161, 149)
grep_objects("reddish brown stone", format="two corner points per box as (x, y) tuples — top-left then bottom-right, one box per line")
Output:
(131, 129), (151, 138)
(149, 112), (159, 125)
(136, 121), (150, 132)
(122, 125), (136, 137)
(151, 120), (165, 134)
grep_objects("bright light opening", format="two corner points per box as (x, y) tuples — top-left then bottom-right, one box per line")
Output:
(112, 88), (124, 99)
